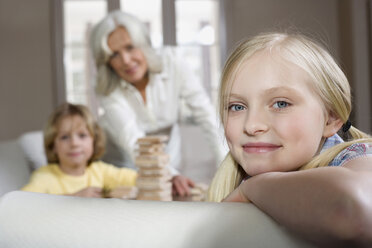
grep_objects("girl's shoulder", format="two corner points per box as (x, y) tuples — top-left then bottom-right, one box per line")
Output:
(330, 143), (372, 167)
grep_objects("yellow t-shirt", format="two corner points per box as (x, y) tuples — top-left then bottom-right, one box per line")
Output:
(22, 161), (137, 195)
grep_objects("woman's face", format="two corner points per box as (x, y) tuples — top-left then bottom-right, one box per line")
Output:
(107, 27), (149, 87)
(224, 50), (338, 176)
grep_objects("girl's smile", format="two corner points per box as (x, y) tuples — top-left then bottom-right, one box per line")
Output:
(242, 142), (282, 154)
(225, 49), (336, 176)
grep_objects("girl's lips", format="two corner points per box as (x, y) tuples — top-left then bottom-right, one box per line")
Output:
(242, 143), (281, 153)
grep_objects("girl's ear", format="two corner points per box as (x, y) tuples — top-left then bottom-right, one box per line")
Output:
(323, 112), (343, 138)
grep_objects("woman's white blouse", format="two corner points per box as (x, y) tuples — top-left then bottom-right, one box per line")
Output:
(98, 49), (226, 173)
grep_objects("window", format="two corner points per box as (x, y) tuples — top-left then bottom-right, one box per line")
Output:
(63, 0), (107, 113)
(175, 0), (220, 104)
(120, 0), (163, 48)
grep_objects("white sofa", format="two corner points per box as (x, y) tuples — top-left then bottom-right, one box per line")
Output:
(0, 132), (315, 247)
(0, 191), (315, 248)
(0, 137), (33, 196)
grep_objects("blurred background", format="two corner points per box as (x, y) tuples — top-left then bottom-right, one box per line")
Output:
(0, 0), (371, 141)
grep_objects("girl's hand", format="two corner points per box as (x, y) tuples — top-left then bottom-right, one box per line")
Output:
(172, 175), (195, 197)
(222, 184), (251, 203)
(69, 187), (103, 198)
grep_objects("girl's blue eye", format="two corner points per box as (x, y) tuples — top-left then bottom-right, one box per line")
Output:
(273, 101), (289, 109)
(60, 135), (69, 140)
(229, 104), (245, 112)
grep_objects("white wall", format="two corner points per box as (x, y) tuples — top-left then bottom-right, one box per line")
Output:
(220, 0), (371, 133)
(221, 0), (339, 61)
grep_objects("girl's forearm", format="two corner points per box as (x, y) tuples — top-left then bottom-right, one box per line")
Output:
(242, 167), (372, 246)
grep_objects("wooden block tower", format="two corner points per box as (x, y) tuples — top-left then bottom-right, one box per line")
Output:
(135, 135), (172, 201)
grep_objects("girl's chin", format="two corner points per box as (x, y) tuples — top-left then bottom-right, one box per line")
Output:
(241, 164), (274, 176)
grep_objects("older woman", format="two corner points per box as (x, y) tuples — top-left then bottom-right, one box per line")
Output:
(90, 10), (226, 196)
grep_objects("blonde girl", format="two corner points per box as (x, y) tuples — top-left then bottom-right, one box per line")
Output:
(208, 32), (372, 246)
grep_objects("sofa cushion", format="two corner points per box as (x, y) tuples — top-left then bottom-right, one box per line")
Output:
(0, 191), (315, 248)
(18, 130), (47, 170)
(0, 140), (30, 196)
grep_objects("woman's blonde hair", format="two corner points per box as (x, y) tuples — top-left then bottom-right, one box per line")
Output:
(44, 103), (106, 165)
(208, 32), (371, 202)
(90, 10), (162, 96)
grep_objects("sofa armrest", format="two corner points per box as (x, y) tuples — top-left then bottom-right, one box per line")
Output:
(0, 191), (314, 247)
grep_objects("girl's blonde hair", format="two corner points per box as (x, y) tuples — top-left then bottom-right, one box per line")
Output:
(44, 103), (106, 165)
(208, 32), (371, 202)
(90, 10), (162, 96)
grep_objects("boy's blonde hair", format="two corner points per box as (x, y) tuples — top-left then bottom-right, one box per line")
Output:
(208, 32), (372, 202)
(44, 103), (106, 165)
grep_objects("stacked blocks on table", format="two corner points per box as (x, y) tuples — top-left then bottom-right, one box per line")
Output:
(135, 135), (172, 201)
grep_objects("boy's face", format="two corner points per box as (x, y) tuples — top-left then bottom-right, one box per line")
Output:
(107, 26), (149, 87)
(54, 115), (94, 174)
(225, 50), (335, 176)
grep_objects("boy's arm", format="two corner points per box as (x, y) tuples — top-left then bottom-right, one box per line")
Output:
(224, 156), (372, 247)
(21, 170), (51, 193)
(66, 187), (103, 198)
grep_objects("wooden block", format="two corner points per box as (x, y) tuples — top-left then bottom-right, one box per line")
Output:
(109, 186), (138, 199)
(172, 183), (209, 202)
(135, 161), (167, 169)
(138, 151), (165, 157)
(137, 154), (169, 162)
(135, 154), (169, 168)
(137, 189), (171, 198)
(194, 183), (209, 192)
(137, 144), (166, 154)
(137, 135), (169, 145)
(190, 187), (202, 195)
(191, 195), (205, 202)
(136, 181), (172, 191)
(139, 168), (170, 177)
(136, 175), (171, 185)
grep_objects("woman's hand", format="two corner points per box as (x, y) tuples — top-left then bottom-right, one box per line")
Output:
(222, 184), (251, 203)
(68, 187), (103, 198)
(172, 175), (195, 196)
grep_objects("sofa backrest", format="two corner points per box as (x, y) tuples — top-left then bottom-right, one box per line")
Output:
(0, 191), (315, 248)
(18, 130), (47, 170)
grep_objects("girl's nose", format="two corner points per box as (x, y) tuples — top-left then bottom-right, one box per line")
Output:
(244, 109), (269, 136)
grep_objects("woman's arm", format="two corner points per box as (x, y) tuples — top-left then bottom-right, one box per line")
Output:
(224, 156), (372, 247)
(176, 59), (227, 164)
(100, 97), (145, 164)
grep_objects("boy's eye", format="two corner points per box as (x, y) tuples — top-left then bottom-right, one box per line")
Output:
(273, 101), (289, 109)
(229, 104), (245, 112)
(79, 133), (88, 138)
